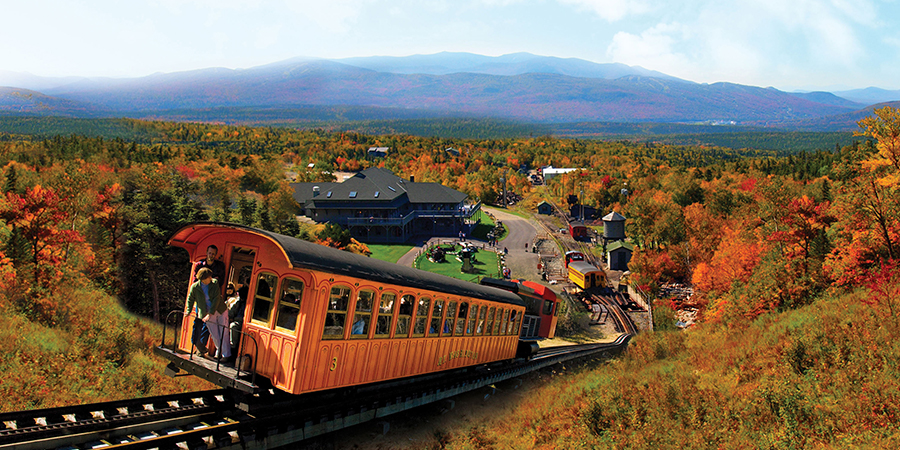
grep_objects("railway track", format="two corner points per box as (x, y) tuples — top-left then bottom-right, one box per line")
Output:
(0, 389), (234, 450)
(0, 340), (631, 449)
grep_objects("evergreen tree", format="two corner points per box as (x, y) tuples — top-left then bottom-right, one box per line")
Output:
(253, 197), (273, 231)
(119, 171), (207, 320)
(238, 194), (255, 225)
(4, 164), (19, 194)
(279, 215), (301, 237)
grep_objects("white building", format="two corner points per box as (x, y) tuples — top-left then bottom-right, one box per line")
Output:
(541, 166), (579, 181)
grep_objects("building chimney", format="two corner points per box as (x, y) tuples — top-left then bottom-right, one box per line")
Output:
(410, 175), (415, 183)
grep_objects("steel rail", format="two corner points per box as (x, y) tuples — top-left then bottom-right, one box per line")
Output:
(0, 390), (230, 450)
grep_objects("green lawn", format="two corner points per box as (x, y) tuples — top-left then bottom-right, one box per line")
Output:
(414, 244), (501, 282)
(367, 244), (414, 263)
(471, 213), (508, 241)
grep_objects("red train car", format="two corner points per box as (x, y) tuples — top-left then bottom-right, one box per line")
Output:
(479, 278), (559, 339)
(155, 222), (527, 395)
(564, 250), (584, 268)
(569, 221), (589, 240)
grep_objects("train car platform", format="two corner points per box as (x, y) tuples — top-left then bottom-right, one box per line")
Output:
(154, 345), (259, 394)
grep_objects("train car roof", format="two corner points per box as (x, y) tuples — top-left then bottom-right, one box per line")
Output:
(519, 280), (558, 301)
(567, 261), (602, 274)
(169, 222), (524, 307)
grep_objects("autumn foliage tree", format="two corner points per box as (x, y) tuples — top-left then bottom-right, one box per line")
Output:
(692, 226), (762, 297)
(0, 185), (83, 286)
(0, 185), (85, 324)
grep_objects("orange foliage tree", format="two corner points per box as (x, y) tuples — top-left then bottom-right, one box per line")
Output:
(0, 185), (84, 286)
(692, 226), (762, 296)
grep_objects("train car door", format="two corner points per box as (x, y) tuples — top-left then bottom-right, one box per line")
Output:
(224, 245), (256, 355)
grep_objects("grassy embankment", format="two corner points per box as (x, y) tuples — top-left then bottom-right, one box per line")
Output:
(0, 284), (211, 412)
(428, 287), (900, 449)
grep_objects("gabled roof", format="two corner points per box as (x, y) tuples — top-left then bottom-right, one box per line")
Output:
(608, 241), (634, 252)
(537, 200), (552, 207)
(602, 211), (626, 221)
(291, 167), (466, 206)
(405, 182), (467, 204)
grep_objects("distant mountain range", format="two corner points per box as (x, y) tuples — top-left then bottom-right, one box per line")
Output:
(2, 52), (899, 131)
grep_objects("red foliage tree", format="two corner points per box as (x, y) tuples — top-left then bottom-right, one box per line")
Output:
(0, 185), (84, 286)
(768, 195), (836, 260)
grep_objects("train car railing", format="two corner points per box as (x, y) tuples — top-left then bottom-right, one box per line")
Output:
(159, 310), (260, 388)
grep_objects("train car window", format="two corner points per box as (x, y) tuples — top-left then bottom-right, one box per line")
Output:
(454, 302), (468, 335)
(251, 273), (278, 326)
(429, 299), (444, 337)
(394, 294), (414, 338)
(374, 293), (396, 338)
(501, 309), (511, 335)
(514, 310), (524, 334)
(543, 300), (553, 316)
(507, 310), (518, 335)
(466, 305), (478, 335)
(323, 286), (351, 339)
(485, 307), (495, 335)
(274, 278), (304, 333)
(413, 297), (430, 337)
(476, 306), (486, 335)
(445, 301), (457, 335)
(492, 308), (502, 335)
(349, 289), (375, 338)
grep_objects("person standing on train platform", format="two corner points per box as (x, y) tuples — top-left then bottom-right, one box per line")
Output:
(228, 284), (248, 361)
(192, 244), (226, 283)
(190, 245), (225, 350)
(186, 267), (231, 359)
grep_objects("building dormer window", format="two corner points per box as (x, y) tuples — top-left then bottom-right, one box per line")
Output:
(374, 191), (380, 198)
(327, 191), (333, 198)
(349, 191), (357, 198)
(388, 186), (396, 192)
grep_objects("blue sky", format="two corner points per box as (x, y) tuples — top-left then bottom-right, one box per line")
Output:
(3, 0), (899, 90)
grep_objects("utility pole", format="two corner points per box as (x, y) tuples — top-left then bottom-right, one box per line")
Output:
(580, 176), (584, 221)
(500, 170), (508, 209)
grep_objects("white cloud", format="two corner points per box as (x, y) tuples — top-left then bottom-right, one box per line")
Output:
(283, 0), (372, 33)
(606, 23), (692, 75)
(557, 0), (652, 22)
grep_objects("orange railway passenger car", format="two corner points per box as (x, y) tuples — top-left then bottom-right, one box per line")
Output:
(155, 222), (526, 395)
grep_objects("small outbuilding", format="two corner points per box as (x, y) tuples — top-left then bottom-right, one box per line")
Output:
(607, 241), (634, 271)
(537, 201), (554, 215)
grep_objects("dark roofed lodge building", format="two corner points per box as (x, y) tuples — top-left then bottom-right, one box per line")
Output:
(291, 167), (482, 243)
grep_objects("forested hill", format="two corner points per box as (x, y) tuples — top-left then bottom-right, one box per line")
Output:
(0, 109), (898, 430)
(0, 116), (862, 153)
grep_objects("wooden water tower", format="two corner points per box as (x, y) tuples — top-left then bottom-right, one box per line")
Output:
(602, 211), (626, 242)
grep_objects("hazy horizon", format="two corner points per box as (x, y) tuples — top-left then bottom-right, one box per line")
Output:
(3, 1), (900, 92)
